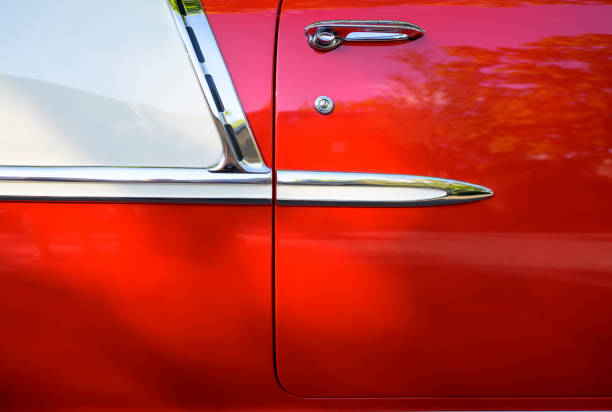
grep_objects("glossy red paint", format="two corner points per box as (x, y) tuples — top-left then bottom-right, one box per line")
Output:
(0, 202), (610, 410)
(275, 0), (612, 403)
(2, 0), (612, 411)
(0, 203), (278, 410)
(206, 0), (278, 166)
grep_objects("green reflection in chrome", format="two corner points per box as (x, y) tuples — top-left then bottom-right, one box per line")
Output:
(182, 0), (203, 14)
(169, 0), (203, 15)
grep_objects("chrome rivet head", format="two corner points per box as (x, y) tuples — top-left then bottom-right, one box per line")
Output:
(315, 30), (336, 46)
(314, 96), (334, 115)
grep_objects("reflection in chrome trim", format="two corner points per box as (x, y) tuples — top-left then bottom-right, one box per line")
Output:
(0, 167), (271, 204)
(277, 170), (493, 206)
(168, 0), (269, 173)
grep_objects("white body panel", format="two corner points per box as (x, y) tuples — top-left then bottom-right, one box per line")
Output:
(0, 0), (222, 168)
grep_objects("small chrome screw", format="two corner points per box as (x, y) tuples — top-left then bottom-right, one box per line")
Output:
(314, 95), (334, 115)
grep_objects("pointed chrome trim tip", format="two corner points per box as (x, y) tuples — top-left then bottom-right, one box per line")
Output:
(277, 170), (493, 207)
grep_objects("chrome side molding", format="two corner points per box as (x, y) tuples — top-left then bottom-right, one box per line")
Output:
(277, 170), (493, 206)
(0, 166), (270, 184)
(168, 0), (269, 173)
(0, 166), (271, 203)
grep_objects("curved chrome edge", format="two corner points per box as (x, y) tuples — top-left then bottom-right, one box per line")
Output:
(0, 166), (271, 204)
(168, 0), (269, 174)
(277, 170), (493, 207)
(306, 20), (425, 30)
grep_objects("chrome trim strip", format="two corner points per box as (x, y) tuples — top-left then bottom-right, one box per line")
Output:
(0, 167), (270, 184)
(0, 167), (271, 203)
(168, 0), (269, 173)
(0, 196), (270, 205)
(277, 170), (493, 206)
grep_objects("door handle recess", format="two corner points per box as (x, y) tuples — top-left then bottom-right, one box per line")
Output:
(305, 20), (425, 52)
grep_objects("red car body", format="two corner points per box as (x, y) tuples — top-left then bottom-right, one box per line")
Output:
(1, 0), (611, 410)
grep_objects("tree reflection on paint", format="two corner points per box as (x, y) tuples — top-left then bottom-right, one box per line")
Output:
(351, 34), (612, 177)
(319, 33), (612, 231)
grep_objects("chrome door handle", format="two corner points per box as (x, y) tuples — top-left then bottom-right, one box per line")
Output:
(305, 20), (425, 52)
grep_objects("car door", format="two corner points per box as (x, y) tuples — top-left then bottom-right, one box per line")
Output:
(275, 0), (612, 399)
(0, 0), (277, 407)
